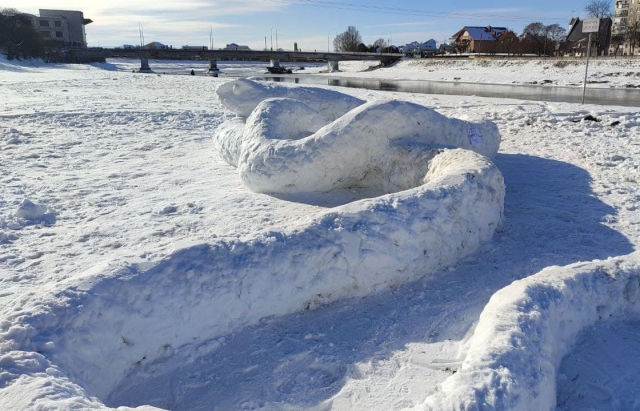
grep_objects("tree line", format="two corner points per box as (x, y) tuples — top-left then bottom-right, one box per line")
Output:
(0, 8), (46, 59)
(332, 23), (569, 56)
(332, 1), (620, 56)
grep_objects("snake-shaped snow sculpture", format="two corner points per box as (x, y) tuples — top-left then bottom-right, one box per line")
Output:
(0, 80), (506, 410)
(214, 79), (501, 194)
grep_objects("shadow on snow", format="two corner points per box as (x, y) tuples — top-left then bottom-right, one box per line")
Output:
(106, 153), (633, 410)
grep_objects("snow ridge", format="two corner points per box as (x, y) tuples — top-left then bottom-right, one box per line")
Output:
(418, 252), (640, 411)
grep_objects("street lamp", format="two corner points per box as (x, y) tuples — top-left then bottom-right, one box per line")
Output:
(328, 31), (331, 52)
(270, 27), (274, 51)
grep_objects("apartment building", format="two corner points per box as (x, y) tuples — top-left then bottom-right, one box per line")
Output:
(27, 9), (93, 48)
(611, 0), (640, 54)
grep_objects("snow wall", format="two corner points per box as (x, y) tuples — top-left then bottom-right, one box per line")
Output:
(418, 252), (640, 411)
(0, 79), (506, 410)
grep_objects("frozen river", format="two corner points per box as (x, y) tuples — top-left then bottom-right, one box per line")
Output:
(261, 75), (640, 107)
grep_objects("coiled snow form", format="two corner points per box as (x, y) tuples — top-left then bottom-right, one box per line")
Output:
(1, 79), (505, 410)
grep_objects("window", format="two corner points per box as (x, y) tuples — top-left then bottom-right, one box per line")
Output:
(54, 21), (62, 27)
(39, 20), (49, 27)
(56, 31), (63, 38)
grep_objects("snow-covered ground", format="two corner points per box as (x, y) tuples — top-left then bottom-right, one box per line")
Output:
(334, 58), (640, 89)
(1, 56), (640, 410)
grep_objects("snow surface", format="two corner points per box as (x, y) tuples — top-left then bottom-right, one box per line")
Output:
(1, 56), (640, 411)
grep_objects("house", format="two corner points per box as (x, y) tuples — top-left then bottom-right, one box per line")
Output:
(401, 40), (437, 56)
(450, 26), (508, 54)
(563, 17), (612, 56)
(224, 43), (250, 50)
(143, 42), (168, 50)
(25, 9), (92, 48)
(438, 43), (456, 55)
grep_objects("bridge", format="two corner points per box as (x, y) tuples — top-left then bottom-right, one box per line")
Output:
(65, 48), (404, 72)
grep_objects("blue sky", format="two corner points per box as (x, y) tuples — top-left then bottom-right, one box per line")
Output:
(5, 0), (604, 50)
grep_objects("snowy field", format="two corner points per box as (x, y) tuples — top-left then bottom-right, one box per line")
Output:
(1, 56), (640, 411)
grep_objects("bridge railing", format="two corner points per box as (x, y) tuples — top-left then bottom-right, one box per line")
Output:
(67, 48), (404, 63)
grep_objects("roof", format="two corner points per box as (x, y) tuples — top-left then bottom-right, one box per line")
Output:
(566, 18), (585, 42)
(403, 39), (437, 51)
(452, 26), (508, 41)
(565, 17), (613, 42)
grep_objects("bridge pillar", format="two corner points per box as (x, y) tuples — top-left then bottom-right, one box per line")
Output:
(138, 58), (152, 73)
(270, 59), (281, 68)
(208, 59), (219, 77)
(327, 60), (339, 72)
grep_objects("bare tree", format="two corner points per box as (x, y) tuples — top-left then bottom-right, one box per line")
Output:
(0, 8), (44, 60)
(497, 30), (519, 56)
(521, 22), (547, 55)
(610, 33), (625, 55)
(628, 23), (640, 55)
(333, 26), (362, 52)
(584, 0), (613, 19)
(546, 24), (567, 42)
(520, 22), (567, 56)
(372, 38), (387, 50)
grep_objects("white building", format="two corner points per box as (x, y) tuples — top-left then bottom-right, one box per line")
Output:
(26, 9), (92, 48)
(401, 40), (437, 56)
(224, 43), (251, 50)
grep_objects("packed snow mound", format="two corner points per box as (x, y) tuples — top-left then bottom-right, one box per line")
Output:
(214, 79), (501, 194)
(216, 78), (364, 120)
(0, 147), (503, 410)
(416, 252), (640, 411)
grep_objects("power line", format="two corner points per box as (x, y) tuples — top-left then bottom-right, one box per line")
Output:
(263, 0), (569, 23)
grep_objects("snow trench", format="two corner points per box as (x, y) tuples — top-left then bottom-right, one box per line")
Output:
(418, 252), (640, 411)
(0, 80), (506, 410)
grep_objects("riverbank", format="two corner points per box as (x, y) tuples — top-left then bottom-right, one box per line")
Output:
(333, 58), (640, 89)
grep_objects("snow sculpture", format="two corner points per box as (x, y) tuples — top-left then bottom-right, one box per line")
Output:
(417, 252), (640, 411)
(214, 79), (501, 194)
(216, 77), (365, 120)
(0, 148), (505, 410)
(0, 80), (506, 411)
